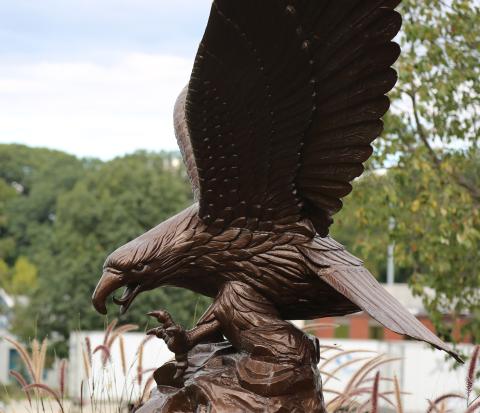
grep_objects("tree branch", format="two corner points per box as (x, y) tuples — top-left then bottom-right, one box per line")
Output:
(409, 90), (480, 204)
(410, 91), (443, 168)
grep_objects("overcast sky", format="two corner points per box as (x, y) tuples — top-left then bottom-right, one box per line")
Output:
(0, 0), (212, 159)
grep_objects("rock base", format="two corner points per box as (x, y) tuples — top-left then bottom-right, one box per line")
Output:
(137, 340), (326, 413)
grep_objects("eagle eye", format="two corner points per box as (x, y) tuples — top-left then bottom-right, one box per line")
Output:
(134, 263), (146, 272)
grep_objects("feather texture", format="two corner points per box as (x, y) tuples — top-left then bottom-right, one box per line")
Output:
(174, 0), (403, 235)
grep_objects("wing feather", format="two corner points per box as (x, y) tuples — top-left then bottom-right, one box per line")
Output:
(174, 0), (403, 235)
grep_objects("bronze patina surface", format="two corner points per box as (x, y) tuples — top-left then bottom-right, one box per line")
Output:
(92, 1), (460, 411)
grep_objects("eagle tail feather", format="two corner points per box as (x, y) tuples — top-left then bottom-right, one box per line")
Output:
(321, 266), (462, 363)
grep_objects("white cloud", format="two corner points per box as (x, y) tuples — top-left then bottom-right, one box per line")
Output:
(0, 53), (194, 159)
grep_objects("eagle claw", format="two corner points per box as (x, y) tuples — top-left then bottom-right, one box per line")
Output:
(147, 310), (190, 380)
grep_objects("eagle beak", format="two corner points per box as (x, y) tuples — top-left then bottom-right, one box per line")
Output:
(92, 271), (125, 315)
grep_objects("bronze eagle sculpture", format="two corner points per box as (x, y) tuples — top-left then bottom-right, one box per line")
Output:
(92, 0), (460, 382)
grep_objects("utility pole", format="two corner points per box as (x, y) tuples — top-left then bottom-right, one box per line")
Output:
(387, 217), (395, 286)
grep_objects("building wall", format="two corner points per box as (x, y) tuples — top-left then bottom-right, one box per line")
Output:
(68, 331), (173, 400)
(0, 330), (16, 384)
(320, 338), (473, 413)
(310, 313), (472, 344)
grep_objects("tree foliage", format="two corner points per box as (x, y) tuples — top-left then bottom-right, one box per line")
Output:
(0, 256), (38, 295)
(0, 145), (210, 356)
(1, 0), (479, 352)
(334, 0), (480, 342)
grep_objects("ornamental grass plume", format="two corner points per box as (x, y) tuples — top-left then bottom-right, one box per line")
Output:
(323, 348), (409, 412)
(467, 345), (479, 403)
(8, 370), (32, 406)
(3, 336), (36, 382)
(140, 375), (156, 405)
(426, 394), (466, 413)
(371, 371), (380, 413)
(92, 344), (112, 366)
(466, 399), (480, 413)
(59, 359), (68, 399)
(119, 335), (127, 376)
(102, 319), (118, 347)
(137, 342), (144, 386)
(23, 383), (64, 413)
(82, 346), (92, 379)
(106, 324), (138, 349)
(393, 374), (404, 413)
(3, 321), (479, 413)
(85, 336), (93, 364)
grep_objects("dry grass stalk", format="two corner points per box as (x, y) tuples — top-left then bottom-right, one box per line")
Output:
(80, 379), (85, 410)
(8, 370), (32, 406)
(139, 334), (154, 348)
(321, 347), (406, 412)
(140, 375), (156, 404)
(427, 399), (440, 413)
(31, 339), (40, 380)
(303, 322), (339, 331)
(106, 324), (138, 349)
(344, 355), (402, 394)
(371, 371), (380, 413)
(93, 344), (112, 366)
(3, 336), (36, 382)
(320, 348), (377, 371)
(85, 337), (92, 364)
(394, 374), (404, 413)
(137, 343), (144, 386)
(363, 377), (395, 384)
(467, 345), (479, 402)
(319, 344), (344, 352)
(323, 356), (371, 385)
(322, 388), (342, 396)
(33, 338), (48, 383)
(103, 319), (118, 347)
(82, 347), (91, 379)
(354, 357), (402, 389)
(359, 391), (399, 412)
(59, 359), (68, 399)
(426, 394), (465, 413)
(318, 370), (339, 382)
(23, 383), (65, 413)
(342, 354), (383, 393)
(329, 387), (396, 411)
(135, 334), (154, 387)
(119, 336), (127, 376)
(466, 399), (480, 413)
(140, 368), (157, 377)
(18, 322), (480, 413)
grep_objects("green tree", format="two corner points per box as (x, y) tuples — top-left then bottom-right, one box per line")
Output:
(9, 150), (210, 355)
(0, 256), (38, 295)
(0, 177), (19, 260)
(335, 0), (480, 342)
(10, 257), (38, 295)
(0, 144), (86, 262)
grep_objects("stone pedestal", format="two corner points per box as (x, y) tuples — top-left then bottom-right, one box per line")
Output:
(137, 340), (326, 413)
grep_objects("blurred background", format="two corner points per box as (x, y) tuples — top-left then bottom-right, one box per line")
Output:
(0, 1), (479, 411)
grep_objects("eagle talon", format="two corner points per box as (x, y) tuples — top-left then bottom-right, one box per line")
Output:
(147, 310), (175, 328)
(146, 327), (167, 340)
(147, 310), (191, 379)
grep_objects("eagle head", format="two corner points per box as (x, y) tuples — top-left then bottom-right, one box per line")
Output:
(92, 207), (199, 315)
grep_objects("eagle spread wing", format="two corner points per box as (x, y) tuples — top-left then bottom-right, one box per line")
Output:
(173, 1), (461, 361)
(176, 0), (401, 236)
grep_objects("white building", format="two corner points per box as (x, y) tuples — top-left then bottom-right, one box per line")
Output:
(0, 289), (17, 384)
(68, 331), (173, 402)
